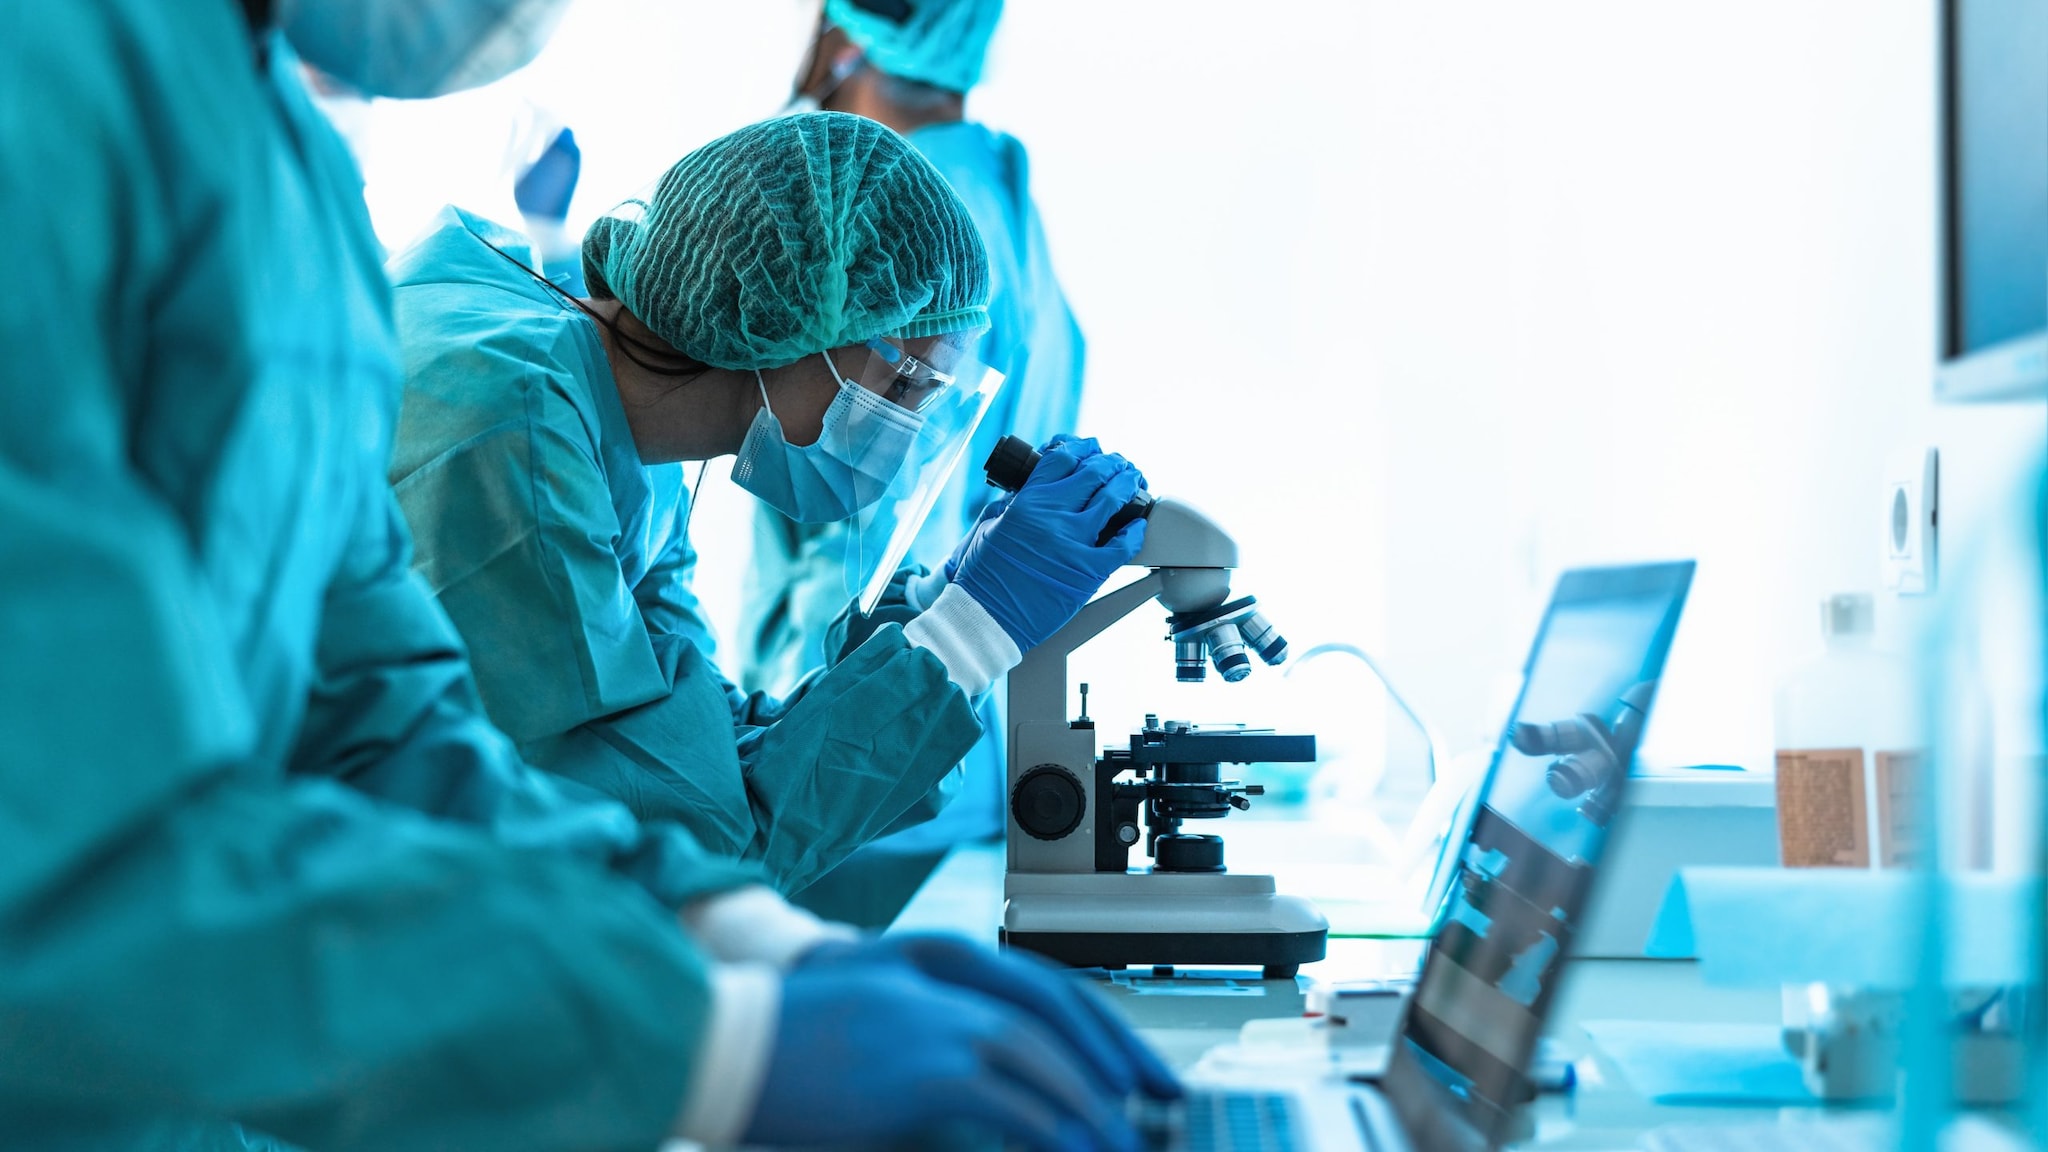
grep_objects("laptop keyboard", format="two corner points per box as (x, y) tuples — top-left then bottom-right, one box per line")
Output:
(1135, 1090), (1303, 1151)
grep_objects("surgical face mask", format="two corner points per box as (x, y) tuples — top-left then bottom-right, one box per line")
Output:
(732, 353), (923, 523)
(282, 0), (571, 99)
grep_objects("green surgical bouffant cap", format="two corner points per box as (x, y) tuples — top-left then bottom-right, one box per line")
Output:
(581, 112), (989, 370)
(826, 0), (1003, 94)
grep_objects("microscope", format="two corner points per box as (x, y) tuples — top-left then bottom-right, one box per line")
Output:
(982, 438), (1328, 977)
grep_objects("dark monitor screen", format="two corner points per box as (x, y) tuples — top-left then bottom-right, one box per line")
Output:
(1942, 0), (2048, 376)
(1379, 563), (1693, 1151)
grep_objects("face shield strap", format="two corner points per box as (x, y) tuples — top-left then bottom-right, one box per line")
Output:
(680, 457), (711, 540)
(584, 306), (707, 379)
(477, 235), (707, 380)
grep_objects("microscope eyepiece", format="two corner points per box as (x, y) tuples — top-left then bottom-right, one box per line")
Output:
(983, 435), (1155, 547)
(983, 435), (1041, 492)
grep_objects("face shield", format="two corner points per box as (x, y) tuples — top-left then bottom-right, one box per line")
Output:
(839, 331), (1005, 613)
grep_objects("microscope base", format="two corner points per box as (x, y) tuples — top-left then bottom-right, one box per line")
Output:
(1001, 871), (1328, 975)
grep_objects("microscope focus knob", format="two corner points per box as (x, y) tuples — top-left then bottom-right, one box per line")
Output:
(1012, 765), (1087, 841)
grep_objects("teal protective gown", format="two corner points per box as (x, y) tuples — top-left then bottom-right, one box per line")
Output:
(386, 208), (980, 895)
(0, 7), (758, 1150)
(740, 122), (1087, 852)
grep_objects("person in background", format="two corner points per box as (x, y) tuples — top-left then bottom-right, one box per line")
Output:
(0, 3), (1173, 1150)
(742, 0), (1091, 925)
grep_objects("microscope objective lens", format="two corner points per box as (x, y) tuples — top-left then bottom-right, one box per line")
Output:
(1240, 611), (1289, 665)
(1206, 624), (1251, 683)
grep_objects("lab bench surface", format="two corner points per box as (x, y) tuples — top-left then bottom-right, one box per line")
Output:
(888, 838), (1877, 1151)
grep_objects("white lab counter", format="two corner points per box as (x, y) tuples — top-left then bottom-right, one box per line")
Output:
(888, 832), (1911, 1151)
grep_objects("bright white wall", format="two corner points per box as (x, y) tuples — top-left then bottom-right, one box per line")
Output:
(1332, 1), (2046, 774)
(345, 2), (2045, 803)
(994, 0), (2041, 779)
(345, 1), (815, 253)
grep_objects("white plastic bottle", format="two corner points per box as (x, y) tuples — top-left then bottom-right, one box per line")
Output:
(1772, 593), (1920, 869)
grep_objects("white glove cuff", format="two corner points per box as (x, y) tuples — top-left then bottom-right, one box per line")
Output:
(906, 568), (949, 613)
(680, 885), (856, 968)
(904, 583), (1023, 697)
(672, 964), (779, 1145)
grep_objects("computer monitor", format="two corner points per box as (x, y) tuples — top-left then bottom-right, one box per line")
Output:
(1936, 0), (2048, 402)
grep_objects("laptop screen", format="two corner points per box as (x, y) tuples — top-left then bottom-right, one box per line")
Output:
(1380, 562), (1694, 1150)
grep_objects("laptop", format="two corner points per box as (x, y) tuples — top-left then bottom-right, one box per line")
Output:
(1139, 561), (1696, 1152)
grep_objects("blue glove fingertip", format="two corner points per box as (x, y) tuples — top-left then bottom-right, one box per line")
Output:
(1029, 438), (1098, 486)
(1052, 451), (1127, 511)
(1113, 514), (1147, 552)
(1028, 453), (1081, 485)
(1143, 1057), (1185, 1101)
(1082, 462), (1146, 521)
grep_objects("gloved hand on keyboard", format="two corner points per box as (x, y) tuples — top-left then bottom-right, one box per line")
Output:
(743, 952), (1154, 1151)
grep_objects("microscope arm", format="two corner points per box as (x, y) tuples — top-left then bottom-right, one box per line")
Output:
(1008, 570), (1162, 734)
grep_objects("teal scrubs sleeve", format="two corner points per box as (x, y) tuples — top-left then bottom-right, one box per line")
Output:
(0, 11), (740, 1148)
(296, 474), (762, 910)
(391, 215), (980, 895)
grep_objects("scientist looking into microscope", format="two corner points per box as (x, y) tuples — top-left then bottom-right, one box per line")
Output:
(743, 0), (1092, 923)
(385, 111), (1147, 896)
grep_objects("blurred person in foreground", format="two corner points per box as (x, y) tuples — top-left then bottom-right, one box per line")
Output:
(0, 2), (1173, 1150)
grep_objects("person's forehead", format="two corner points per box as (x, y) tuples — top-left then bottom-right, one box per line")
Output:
(899, 329), (986, 369)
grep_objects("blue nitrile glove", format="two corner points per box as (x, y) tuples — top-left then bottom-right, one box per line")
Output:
(513, 127), (580, 221)
(942, 491), (1012, 582)
(743, 962), (1142, 1152)
(950, 437), (1148, 650)
(799, 934), (1183, 1105)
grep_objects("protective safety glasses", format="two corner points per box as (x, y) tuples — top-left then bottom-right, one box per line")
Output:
(857, 337), (956, 413)
(842, 337), (1005, 613)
